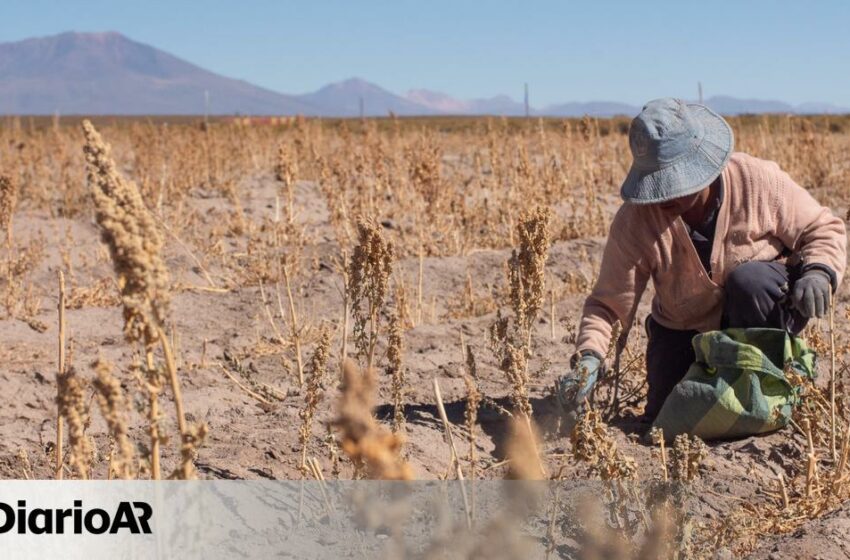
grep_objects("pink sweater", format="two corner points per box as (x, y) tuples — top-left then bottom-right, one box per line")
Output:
(577, 152), (847, 357)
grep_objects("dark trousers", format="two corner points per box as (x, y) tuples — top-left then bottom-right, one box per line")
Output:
(644, 261), (807, 419)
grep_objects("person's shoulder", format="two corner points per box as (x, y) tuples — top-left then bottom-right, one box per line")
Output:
(725, 152), (795, 217)
(611, 201), (645, 227)
(725, 152), (791, 201)
(726, 151), (783, 176)
(610, 202), (660, 245)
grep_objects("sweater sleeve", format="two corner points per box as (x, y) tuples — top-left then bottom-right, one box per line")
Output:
(769, 164), (847, 288)
(576, 213), (651, 358)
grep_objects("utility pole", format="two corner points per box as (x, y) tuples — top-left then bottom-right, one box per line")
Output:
(524, 83), (530, 118)
(359, 96), (365, 119)
(698, 82), (703, 105)
(204, 90), (210, 126)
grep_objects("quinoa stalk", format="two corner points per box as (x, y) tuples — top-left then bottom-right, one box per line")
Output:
(56, 270), (66, 480)
(82, 120), (202, 479)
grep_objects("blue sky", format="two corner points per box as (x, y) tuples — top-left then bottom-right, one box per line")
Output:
(2, 0), (849, 107)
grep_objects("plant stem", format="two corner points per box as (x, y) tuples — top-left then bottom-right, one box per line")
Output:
(550, 288), (556, 340)
(339, 250), (349, 369)
(416, 244), (423, 326)
(433, 377), (472, 529)
(145, 349), (161, 480)
(282, 265), (304, 386)
(829, 291), (837, 462)
(523, 413), (547, 478)
(366, 305), (378, 372)
(56, 271), (66, 480)
(158, 328), (187, 436)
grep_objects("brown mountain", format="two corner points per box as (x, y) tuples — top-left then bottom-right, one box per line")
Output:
(0, 31), (319, 115)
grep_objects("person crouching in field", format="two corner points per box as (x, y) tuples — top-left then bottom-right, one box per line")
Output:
(556, 97), (847, 425)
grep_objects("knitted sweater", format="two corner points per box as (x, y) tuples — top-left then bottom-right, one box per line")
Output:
(576, 152), (847, 357)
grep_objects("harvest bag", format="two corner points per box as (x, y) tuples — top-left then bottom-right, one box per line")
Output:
(652, 328), (816, 440)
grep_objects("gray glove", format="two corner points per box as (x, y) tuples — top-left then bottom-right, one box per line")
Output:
(556, 352), (602, 418)
(792, 269), (832, 318)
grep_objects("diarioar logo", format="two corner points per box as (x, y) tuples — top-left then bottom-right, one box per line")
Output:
(0, 500), (152, 535)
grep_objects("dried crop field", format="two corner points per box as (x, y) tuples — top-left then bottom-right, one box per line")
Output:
(2, 114), (850, 556)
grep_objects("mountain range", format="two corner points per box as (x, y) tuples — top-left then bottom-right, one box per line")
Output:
(1, 32), (847, 117)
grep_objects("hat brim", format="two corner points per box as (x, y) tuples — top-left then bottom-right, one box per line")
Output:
(620, 104), (734, 205)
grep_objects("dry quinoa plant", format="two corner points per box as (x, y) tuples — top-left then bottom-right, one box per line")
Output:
(489, 313), (532, 418)
(91, 358), (136, 480)
(173, 422), (209, 480)
(274, 142), (298, 224)
(489, 309), (546, 478)
(508, 206), (551, 345)
(565, 422), (707, 558)
(257, 204), (312, 387)
(2, 231), (46, 323)
(16, 449), (33, 480)
(571, 406), (637, 481)
(281, 264), (306, 386)
(386, 309), (406, 433)
(133, 356), (165, 479)
(0, 174), (16, 247)
(82, 120), (202, 479)
(55, 270), (67, 479)
(56, 366), (93, 479)
(0, 173), (41, 323)
(669, 434), (708, 483)
(333, 359), (412, 480)
(347, 218), (394, 371)
(299, 327), (332, 474)
(82, 120), (170, 350)
(487, 208), (552, 468)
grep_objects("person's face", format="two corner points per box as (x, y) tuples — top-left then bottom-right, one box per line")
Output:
(657, 191), (701, 217)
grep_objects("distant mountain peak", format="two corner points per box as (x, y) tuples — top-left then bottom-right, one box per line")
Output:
(62, 30), (124, 40)
(9, 30), (123, 43)
(406, 89), (470, 113)
(323, 77), (375, 90)
(0, 31), (318, 115)
(405, 89), (526, 115)
(297, 78), (434, 116)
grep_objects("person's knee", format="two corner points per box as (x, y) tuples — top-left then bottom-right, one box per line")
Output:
(725, 261), (771, 301)
(723, 261), (789, 328)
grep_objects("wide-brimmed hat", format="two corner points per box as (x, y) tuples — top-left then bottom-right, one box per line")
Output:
(620, 98), (734, 204)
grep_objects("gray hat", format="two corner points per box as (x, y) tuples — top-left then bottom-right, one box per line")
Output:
(620, 98), (734, 204)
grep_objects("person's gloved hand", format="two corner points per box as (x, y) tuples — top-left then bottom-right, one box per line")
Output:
(792, 269), (832, 318)
(556, 352), (602, 418)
